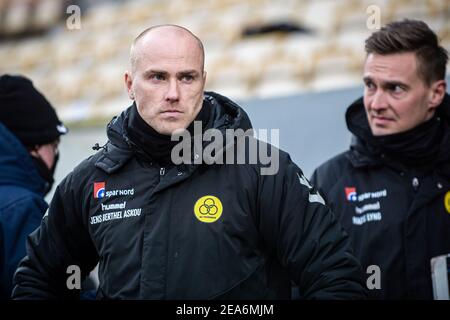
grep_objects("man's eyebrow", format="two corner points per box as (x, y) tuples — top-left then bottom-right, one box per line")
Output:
(378, 80), (410, 89)
(177, 70), (200, 76)
(383, 80), (408, 87)
(143, 69), (168, 77)
(142, 70), (200, 77)
(363, 76), (409, 88)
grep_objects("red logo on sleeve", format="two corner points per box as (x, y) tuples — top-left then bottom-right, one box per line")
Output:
(94, 182), (106, 199)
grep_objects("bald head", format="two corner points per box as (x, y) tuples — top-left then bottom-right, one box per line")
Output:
(130, 24), (205, 73)
(124, 24), (207, 135)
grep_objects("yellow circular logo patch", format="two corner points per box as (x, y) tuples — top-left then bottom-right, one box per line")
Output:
(445, 191), (450, 214)
(194, 195), (223, 223)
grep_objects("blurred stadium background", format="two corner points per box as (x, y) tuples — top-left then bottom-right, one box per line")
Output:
(0, 0), (449, 198)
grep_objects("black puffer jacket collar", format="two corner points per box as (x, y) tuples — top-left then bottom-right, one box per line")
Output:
(95, 91), (253, 174)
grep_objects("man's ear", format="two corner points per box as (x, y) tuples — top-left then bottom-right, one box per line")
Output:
(125, 71), (134, 100)
(428, 80), (446, 110)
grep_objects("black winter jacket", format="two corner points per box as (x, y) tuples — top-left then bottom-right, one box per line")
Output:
(312, 95), (450, 299)
(12, 92), (366, 299)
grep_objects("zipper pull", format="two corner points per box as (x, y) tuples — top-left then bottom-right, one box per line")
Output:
(160, 167), (166, 176)
(412, 177), (419, 190)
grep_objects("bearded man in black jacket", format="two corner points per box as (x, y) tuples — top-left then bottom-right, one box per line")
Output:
(312, 19), (450, 299)
(12, 25), (366, 299)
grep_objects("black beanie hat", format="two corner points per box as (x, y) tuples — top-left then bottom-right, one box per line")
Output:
(0, 74), (68, 147)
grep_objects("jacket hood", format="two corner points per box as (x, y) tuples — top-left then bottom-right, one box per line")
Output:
(345, 97), (382, 167)
(0, 122), (47, 195)
(345, 93), (450, 168)
(95, 91), (253, 173)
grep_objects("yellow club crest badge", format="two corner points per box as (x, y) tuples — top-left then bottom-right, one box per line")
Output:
(194, 195), (223, 223)
(445, 191), (450, 214)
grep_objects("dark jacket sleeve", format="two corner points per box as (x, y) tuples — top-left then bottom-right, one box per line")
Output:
(0, 196), (45, 299)
(258, 155), (366, 299)
(310, 155), (348, 218)
(309, 169), (320, 193)
(11, 173), (98, 299)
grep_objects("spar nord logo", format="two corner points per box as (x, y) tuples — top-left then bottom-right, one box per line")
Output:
(93, 181), (134, 199)
(345, 187), (357, 202)
(93, 182), (106, 199)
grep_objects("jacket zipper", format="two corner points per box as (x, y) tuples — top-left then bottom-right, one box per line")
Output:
(160, 167), (165, 176)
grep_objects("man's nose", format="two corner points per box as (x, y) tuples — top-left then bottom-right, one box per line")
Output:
(370, 90), (388, 111)
(165, 79), (179, 102)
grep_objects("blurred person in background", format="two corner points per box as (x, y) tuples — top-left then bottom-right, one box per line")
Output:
(12, 25), (366, 299)
(0, 74), (67, 299)
(311, 19), (450, 299)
